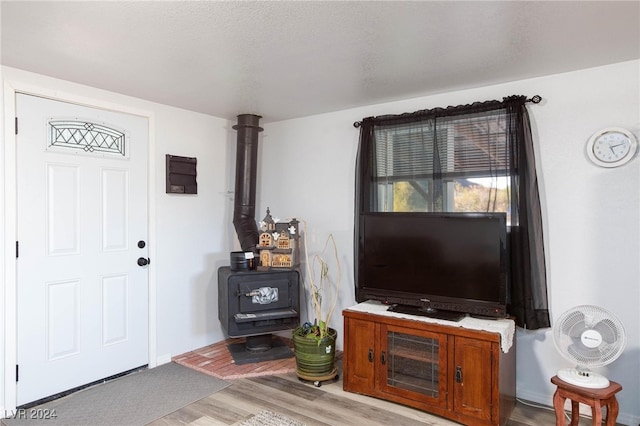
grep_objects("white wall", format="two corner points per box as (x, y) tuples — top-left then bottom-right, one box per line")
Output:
(151, 104), (236, 361)
(261, 60), (639, 424)
(0, 66), (236, 411)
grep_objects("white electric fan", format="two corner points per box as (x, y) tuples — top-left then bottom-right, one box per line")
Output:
(552, 305), (626, 388)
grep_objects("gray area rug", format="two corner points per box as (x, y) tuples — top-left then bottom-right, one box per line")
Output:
(3, 362), (230, 426)
(239, 410), (306, 426)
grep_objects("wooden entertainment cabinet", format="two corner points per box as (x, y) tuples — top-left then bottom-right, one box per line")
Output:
(343, 302), (516, 426)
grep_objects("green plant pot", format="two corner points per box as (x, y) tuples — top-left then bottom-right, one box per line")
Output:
(293, 327), (337, 378)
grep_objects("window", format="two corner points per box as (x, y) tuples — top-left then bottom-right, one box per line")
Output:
(368, 109), (511, 222)
(355, 96), (550, 330)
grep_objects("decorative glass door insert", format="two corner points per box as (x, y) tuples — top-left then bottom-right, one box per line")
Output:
(386, 330), (441, 397)
(48, 119), (127, 157)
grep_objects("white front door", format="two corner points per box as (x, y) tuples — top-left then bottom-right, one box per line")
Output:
(16, 93), (149, 405)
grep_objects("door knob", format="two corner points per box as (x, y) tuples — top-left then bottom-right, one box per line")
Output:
(137, 257), (150, 266)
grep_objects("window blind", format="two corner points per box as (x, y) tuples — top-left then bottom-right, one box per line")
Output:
(373, 109), (509, 181)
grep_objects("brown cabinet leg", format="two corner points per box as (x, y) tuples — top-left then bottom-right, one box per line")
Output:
(553, 388), (567, 426)
(569, 401), (579, 426)
(605, 399), (619, 426)
(591, 404), (603, 426)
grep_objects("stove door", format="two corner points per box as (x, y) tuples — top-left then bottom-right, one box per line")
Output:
(218, 267), (300, 337)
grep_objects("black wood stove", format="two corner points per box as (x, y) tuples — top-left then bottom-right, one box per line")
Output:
(217, 114), (301, 364)
(218, 266), (299, 364)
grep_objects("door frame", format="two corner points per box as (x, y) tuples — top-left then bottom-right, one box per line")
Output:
(2, 79), (158, 413)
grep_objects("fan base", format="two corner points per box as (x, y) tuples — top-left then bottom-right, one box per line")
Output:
(557, 368), (610, 389)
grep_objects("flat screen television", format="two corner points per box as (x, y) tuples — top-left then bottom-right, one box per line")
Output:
(356, 212), (509, 320)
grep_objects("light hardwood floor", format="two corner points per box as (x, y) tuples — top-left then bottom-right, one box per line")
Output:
(149, 361), (603, 426)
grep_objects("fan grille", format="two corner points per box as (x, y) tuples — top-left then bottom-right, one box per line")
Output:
(553, 305), (626, 368)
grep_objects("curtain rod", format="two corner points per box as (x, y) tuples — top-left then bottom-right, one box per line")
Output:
(352, 95), (543, 128)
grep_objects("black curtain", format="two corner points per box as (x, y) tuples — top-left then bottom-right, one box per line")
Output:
(503, 96), (550, 329)
(355, 96), (550, 330)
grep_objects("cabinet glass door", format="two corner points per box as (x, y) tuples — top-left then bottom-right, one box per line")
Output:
(380, 325), (447, 406)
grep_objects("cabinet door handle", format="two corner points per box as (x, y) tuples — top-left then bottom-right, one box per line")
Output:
(368, 348), (374, 363)
(455, 366), (463, 383)
(381, 351), (386, 365)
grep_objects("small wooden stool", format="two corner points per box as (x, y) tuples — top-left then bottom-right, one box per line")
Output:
(551, 375), (622, 426)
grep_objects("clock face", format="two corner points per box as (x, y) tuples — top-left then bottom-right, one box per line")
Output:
(593, 132), (631, 162)
(587, 128), (637, 168)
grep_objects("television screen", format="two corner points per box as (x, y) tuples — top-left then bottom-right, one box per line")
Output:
(356, 212), (508, 319)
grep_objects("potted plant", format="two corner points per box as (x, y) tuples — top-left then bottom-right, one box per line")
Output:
(292, 224), (341, 385)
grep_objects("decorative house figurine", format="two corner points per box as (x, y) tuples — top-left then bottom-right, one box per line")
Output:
(257, 208), (299, 270)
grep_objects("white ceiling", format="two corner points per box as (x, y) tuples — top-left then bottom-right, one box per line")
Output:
(2, 1), (639, 123)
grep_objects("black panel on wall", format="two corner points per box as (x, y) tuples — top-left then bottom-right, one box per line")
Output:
(166, 154), (197, 194)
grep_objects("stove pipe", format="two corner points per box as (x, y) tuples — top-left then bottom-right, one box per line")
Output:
(232, 114), (263, 253)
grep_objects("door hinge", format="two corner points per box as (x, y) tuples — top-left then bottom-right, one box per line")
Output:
(16, 241), (19, 258)
(15, 117), (18, 135)
(16, 364), (19, 382)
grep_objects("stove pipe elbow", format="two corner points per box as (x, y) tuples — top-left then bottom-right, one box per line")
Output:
(232, 114), (263, 252)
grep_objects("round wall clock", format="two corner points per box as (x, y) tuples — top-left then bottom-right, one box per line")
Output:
(586, 127), (637, 168)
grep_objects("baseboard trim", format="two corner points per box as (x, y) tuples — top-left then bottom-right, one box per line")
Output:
(155, 354), (172, 366)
